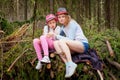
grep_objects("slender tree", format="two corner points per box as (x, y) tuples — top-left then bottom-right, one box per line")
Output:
(16, 0), (19, 21)
(50, 0), (53, 13)
(105, 0), (110, 28)
(118, 0), (120, 29)
(24, 0), (27, 20)
(33, 0), (38, 38)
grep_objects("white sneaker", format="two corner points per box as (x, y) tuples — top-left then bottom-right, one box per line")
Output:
(41, 56), (51, 63)
(35, 61), (42, 70)
(65, 62), (77, 78)
(65, 64), (69, 77)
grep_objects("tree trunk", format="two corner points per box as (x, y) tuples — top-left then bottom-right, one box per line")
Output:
(24, 0), (27, 20)
(97, 0), (100, 31)
(16, 0), (19, 21)
(89, 0), (91, 19)
(105, 0), (110, 28)
(117, 0), (120, 30)
(33, 0), (38, 39)
(50, 0), (53, 13)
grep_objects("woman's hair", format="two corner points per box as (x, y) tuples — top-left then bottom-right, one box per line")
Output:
(64, 15), (71, 26)
(56, 7), (71, 26)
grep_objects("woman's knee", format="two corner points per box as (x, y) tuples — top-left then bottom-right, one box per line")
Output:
(53, 41), (59, 46)
(59, 39), (67, 45)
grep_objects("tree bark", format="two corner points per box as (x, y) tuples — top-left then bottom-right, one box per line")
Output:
(97, 0), (100, 31)
(24, 0), (27, 20)
(106, 40), (114, 57)
(105, 0), (110, 28)
(16, 0), (19, 21)
(118, 0), (120, 30)
(50, 0), (53, 13)
(33, 0), (38, 39)
(108, 72), (117, 80)
(106, 57), (120, 70)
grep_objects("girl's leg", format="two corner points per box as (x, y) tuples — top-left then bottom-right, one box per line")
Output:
(46, 37), (54, 50)
(40, 35), (51, 63)
(40, 35), (49, 56)
(33, 38), (42, 60)
(33, 38), (43, 70)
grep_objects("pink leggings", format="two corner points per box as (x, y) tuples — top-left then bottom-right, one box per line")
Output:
(33, 35), (54, 60)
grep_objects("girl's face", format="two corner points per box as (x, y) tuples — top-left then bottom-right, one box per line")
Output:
(47, 19), (56, 29)
(57, 14), (66, 25)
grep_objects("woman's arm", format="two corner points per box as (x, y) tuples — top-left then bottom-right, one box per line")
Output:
(55, 20), (77, 40)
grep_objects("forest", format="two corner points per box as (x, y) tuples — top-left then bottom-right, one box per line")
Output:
(0, 0), (120, 80)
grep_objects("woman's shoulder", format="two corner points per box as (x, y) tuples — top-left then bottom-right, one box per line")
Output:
(70, 19), (78, 24)
(69, 19), (80, 27)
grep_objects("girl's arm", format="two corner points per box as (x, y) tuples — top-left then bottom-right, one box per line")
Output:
(43, 26), (48, 35)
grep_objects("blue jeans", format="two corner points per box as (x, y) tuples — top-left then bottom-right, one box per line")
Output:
(82, 42), (89, 53)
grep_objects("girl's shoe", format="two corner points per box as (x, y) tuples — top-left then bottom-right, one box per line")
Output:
(35, 61), (42, 70)
(41, 56), (51, 63)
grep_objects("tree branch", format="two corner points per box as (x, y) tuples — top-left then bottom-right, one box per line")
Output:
(106, 57), (120, 70)
(7, 49), (29, 72)
(97, 70), (103, 80)
(106, 40), (114, 57)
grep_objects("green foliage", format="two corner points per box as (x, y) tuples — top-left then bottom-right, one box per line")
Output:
(0, 11), (5, 17)
(0, 0), (120, 79)
(81, 17), (120, 80)
(0, 17), (14, 35)
(1, 17), (120, 80)
(0, 17), (33, 37)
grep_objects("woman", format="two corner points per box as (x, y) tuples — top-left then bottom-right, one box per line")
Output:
(53, 7), (89, 78)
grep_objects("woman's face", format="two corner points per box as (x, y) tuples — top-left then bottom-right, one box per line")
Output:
(57, 14), (66, 25)
(47, 19), (56, 29)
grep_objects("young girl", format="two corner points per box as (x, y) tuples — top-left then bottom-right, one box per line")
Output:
(33, 14), (60, 70)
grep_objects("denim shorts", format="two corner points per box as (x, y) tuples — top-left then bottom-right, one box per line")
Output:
(82, 42), (89, 53)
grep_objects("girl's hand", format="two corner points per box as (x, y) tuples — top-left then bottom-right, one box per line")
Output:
(46, 32), (54, 38)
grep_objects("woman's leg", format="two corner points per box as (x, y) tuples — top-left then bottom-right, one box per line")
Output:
(58, 40), (72, 62)
(53, 41), (67, 63)
(54, 41), (71, 77)
(58, 39), (81, 78)
(57, 39), (84, 62)
(33, 38), (42, 60)
(59, 39), (84, 54)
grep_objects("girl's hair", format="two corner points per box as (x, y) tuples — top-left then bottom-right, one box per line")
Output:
(46, 14), (57, 23)
(47, 24), (57, 33)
